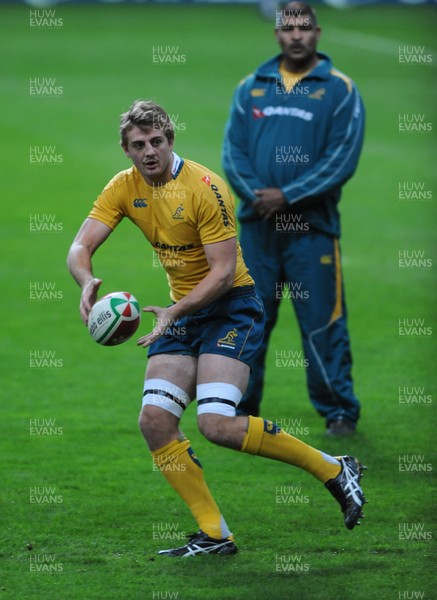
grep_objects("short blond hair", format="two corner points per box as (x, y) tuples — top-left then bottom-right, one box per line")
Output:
(120, 100), (174, 147)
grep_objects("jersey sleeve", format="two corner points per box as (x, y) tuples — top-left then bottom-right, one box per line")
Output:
(88, 177), (127, 230)
(195, 179), (237, 246)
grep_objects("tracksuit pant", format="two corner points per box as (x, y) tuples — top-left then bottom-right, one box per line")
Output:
(238, 219), (361, 427)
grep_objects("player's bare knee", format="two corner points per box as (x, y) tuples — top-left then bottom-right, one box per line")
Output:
(196, 382), (243, 445)
(138, 405), (162, 438)
(140, 378), (193, 448)
(198, 414), (230, 445)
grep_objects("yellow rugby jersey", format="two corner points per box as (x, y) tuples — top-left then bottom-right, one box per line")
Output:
(89, 153), (254, 301)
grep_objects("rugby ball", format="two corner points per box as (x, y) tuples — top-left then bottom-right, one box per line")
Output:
(88, 291), (141, 346)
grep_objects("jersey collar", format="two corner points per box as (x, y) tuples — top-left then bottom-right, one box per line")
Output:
(171, 151), (185, 179)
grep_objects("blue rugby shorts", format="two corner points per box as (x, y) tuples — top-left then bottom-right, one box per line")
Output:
(147, 286), (265, 369)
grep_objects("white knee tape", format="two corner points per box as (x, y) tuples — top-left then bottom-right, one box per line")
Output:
(196, 382), (242, 417)
(142, 378), (192, 419)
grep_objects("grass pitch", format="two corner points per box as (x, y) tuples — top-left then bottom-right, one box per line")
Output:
(1, 3), (436, 599)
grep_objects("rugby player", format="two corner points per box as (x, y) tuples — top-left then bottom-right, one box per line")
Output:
(67, 100), (367, 557)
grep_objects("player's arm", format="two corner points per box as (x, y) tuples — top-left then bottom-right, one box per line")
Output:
(171, 237), (237, 316)
(67, 218), (113, 325)
(137, 237), (237, 348)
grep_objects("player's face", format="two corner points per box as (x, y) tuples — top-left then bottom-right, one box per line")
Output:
(122, 126), (174, 185)
(275, 16), (321, 71)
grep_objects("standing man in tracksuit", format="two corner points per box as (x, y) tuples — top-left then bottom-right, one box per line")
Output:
(222, 2), (365, 435)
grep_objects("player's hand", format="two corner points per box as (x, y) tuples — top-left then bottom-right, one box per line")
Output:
(253, 188), (287, 220)
(80, 278), (103, 325)
(137, 306), (177, 348)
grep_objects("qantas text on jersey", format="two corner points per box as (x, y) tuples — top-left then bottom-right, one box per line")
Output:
(253, 106), (313, 121)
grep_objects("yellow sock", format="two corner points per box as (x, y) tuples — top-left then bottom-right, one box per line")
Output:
(152, 437), (231, 540)
(241, 417), (341, 483)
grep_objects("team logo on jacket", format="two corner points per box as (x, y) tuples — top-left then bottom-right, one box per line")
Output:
(253, 107), (265, 119)
(201, 175), (211, 186)
(217, 328), (238, 349)
(308, 88), (326, 100)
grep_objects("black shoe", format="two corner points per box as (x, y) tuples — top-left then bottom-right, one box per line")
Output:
(158, 531), (238, 557)
(326, 419), (356, 436)
(325, 456), (367, 530)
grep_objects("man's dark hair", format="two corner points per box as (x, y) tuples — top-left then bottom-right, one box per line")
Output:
(278, 2), (318, 27)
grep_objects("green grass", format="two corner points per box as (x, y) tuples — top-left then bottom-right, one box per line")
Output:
(1, 4), (436, 599)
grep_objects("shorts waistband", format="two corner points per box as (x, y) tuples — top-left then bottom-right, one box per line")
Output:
(220, 285), (256, 300)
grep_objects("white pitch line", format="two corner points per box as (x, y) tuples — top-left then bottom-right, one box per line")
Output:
(323, 27), (437, 66)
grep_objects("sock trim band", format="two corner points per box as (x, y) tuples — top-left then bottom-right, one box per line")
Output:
(241, 416), (264, 454)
